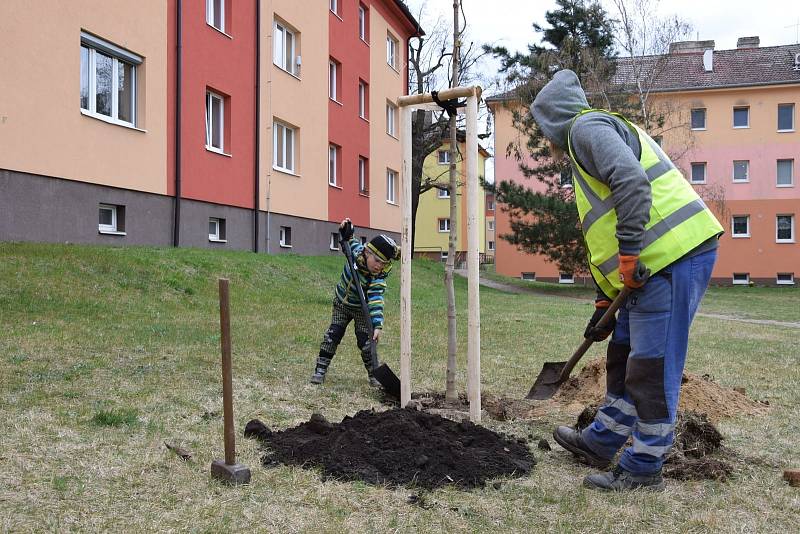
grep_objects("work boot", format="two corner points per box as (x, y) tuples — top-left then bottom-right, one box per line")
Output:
(367, 370), (382, 388)
(553, 426), (611, 469)
(583, 466), (665, 492)
(310, 351), (333, 385)
(309, 371), (325, 385)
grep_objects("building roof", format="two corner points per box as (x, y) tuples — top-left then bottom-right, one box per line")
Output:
(391, 0), (424, 37)
(486, 42), (800, 102)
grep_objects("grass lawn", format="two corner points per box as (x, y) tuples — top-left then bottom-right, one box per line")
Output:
(1, 242), (799, 532)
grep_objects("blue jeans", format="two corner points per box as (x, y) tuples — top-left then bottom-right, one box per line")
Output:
(581, 249), (717, 474)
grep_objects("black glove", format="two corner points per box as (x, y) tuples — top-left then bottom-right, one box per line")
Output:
(584, 300), (615, 342)
(339, 219), (354, 240)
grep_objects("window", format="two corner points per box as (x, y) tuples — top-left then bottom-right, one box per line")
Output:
(205, 91), (225, 152)
(438, 218), (451, 232)
(80, 33), (141, 127)
(273, 120), (295, 173)
(732, 273), (750, 285)
(358, 4), (368, 41)
(209, 217), (226, 242)
(386, 33), (398, 69)
(691, 108), (706, 130)
(358, 157), (369, 193)
(777, 272), (795, 285)
(778, 103), (795, 131)
(273, 22), (297, 75)
(438, 150), (450, 164)
(329, 59), (340, 101)
(386, 102), (397, 137)
(521, 272), (536, 281)
(733, 106), (749, 128)
(206, 0), (225, 32)
(360, 236), (368, 245)
(437, 187), (450, 199)
(777, 159), (794, 187)
(329, 0), (338, 15)
(98, 204), (125, 235)
(777, 215), (795, 243)
(488, 220), (495, 231)
(386, 169), (397, 204)
(731, 215), (750, 238)
(690, 162), (707, 184)
(560, 168), (573, 188)
(733, 160), (749, 183)
(559, 272), (575, 284)
(652, 135), (663, 146)
(488, 240), (495, 251)
(328, 144), (339, 186)
(330, 232), (340, 250)
(440, 251), (448, 262)
(358, 80), (368, 119)
(487, 199), (495, 211)
(279, 226), (292, 247)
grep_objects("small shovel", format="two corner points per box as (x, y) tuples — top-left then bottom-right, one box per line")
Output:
(526, 286), (633, 400)
(341, 237), (401, 399)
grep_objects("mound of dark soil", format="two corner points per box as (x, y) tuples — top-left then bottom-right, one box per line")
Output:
(244, 408), (535, 489)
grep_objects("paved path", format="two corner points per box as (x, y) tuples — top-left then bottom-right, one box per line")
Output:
(456, 270), (800, 329)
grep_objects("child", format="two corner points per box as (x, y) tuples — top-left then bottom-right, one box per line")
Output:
(310, 218), (400, 386)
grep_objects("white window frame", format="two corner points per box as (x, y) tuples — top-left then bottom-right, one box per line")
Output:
(80, 33), (140, 128)
(488, 240), (495, 251)
(776, 214), (795, 243)
(329, 232), (340, 250)
(273, 21), (297, 76)
(733, 106), (750, 128)
(559, 272), (575, 284)
(386, 33), (398, 69)
(358, 157), (368, 193)
(777, 159), (794, 187)
(438, 218), (451, 232)
(488, 220), (495, 231)
(206, 0), (225, 32)
(438, 150), (450, 164)
(440, 251), (448, 262)
(358, 81), (368, 119)
(358, 4), (367, 41)
(329, 60), (338, 102)
(437, 187), (450, 199)
(777, 103), (795, 132)
(273, 120), (296, 173)
(731, 215), (750, 238)
(386, 102), (397, 137)
(328, 144), (339, 186)
(521, 272), (536, 281)
(732, 160), (749, 183)
(209, 217), (226, 242)
(691, 108), (706, 130)
(690, 162), (707, 184)
(487, 200), (495, 211)
(776, 272), (795, 285)
(386, 169), (397, 204)
(205, 91), (225, 153)
(98, 204), (119, 234)
(732, 273), (750, 285)
(279, 226), (292, 248)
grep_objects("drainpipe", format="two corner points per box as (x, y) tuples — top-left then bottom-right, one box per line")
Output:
(253, 0), (261, 253)
(173, 0), (183, 247)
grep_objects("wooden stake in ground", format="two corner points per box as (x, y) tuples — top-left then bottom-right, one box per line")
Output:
(210, 278), (251, 485)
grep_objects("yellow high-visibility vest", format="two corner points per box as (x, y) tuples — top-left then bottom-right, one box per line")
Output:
(567, 109), (723, 298)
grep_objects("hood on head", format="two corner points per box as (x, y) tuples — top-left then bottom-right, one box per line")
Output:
(530, 69), (590, 150)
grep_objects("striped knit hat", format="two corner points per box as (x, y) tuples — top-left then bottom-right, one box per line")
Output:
(367, 234), (400, 262)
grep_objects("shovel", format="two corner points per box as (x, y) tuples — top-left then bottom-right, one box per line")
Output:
(526, 286), (633, 400)
(341, 237), (401, 399)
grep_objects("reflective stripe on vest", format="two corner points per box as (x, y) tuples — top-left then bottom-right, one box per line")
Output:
(568, 109), (723, 297)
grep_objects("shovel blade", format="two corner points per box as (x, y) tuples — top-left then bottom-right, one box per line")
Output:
(373, 363), (401, 399)
(526, 361), (568, 400)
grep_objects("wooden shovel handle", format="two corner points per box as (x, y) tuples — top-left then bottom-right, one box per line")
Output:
(556, 287), (633, 383)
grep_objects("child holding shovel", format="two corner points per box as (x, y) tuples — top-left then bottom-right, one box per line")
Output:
(310, 218), (400, 386)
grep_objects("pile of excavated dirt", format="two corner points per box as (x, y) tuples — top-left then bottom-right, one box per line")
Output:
(243, 408), (535, 489)
(552, 358), (768, 422)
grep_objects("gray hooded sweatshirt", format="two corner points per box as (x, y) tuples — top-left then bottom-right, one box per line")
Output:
(531, 69), (649, 255)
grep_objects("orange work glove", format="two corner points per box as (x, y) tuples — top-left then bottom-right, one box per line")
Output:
(584, 299), (615, 341)
(618, 254), (651, 289)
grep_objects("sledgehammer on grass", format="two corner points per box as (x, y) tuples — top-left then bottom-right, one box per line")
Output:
(210, 278), (251, 485)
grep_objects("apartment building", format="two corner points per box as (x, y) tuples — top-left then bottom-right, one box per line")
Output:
(0, 0), (421, 254)
(413, 137), (490, 264)
(487, 38), (800, 286)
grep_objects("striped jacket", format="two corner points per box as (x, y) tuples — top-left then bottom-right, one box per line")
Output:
(334, 238), (392, 329)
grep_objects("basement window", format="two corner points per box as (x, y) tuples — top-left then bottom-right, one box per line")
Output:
(732, 273), (750, 285)
(440, 251), (448, 262)
(777, 272), (795, 285)
(209, 217), (226, 242)
(279, 226), (292, 248)
(98, 204), (126, 235)
(330, 232), (340, 250)
(559, 272), (574, 284)
(521, 272), (536, 281)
